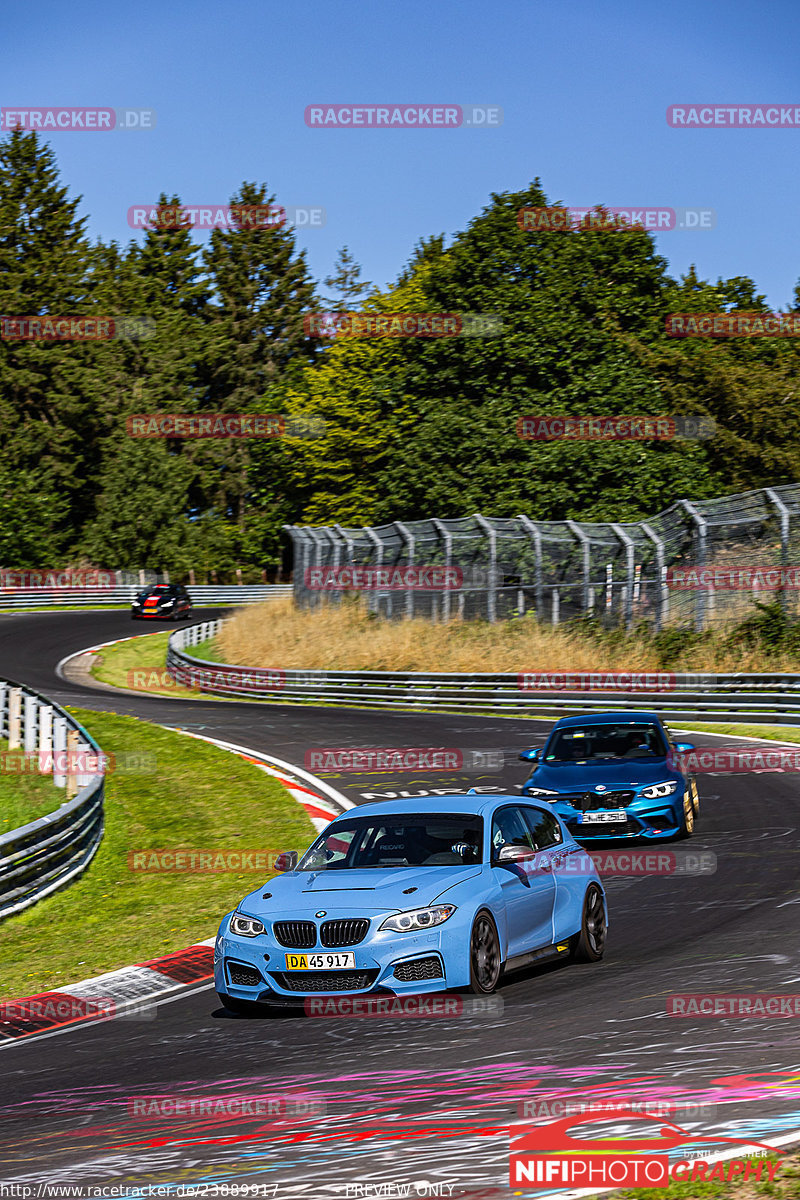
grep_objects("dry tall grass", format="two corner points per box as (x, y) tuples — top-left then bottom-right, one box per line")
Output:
(215, 596), (800, 673)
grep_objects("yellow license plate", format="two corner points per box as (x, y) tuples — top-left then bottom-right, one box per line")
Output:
(285, 952), (356, 970)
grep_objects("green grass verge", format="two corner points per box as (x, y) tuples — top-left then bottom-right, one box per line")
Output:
(675, 722), (800, 743)
(0, 707), (316, 1000)
(91, 630), (207, 699)
(0, 737), (67, 835)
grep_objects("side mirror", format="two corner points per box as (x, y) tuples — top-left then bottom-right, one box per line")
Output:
(273, 850), (298, 872)
(519, 748), (542, 763)
(673, 742), (695, 754)
(496, 843), (538, 864)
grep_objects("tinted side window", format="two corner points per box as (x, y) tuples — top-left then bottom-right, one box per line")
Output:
(491, 806), (536, 857)
(521, 806), (563, 849)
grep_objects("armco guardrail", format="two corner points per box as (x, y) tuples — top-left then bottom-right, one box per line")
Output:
(0, 681), (105, 919)
(0, 584), (292, 610)
(167, 620), (800, 725)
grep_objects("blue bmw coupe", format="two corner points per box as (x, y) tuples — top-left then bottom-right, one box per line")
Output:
(215, 794), (607, 1013)
(520, 711), (699, 842)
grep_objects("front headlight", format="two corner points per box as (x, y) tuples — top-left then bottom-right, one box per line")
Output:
(525, 787), (559, 797)
(640, 781), (678, 799)
(131, 600), (141, 607)
(379, 905), (456, 933)
(161, 599), (175, 607)
(230, 911), (265, 937)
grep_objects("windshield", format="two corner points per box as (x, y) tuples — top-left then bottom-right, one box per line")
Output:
(544, 723), (667, 762)
(297, 814), (484, 870)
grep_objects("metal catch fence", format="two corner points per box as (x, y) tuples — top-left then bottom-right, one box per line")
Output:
(284, 485), (800, 630)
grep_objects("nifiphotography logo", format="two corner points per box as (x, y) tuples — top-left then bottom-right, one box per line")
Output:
(510, 1107), (782, 1188)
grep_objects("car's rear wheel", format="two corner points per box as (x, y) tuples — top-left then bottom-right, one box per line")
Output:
(467, 910), (502, 994)
(570, 884), (606, 962)
(676, 792), (695, 839)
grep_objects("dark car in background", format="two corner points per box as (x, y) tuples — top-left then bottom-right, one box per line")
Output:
(519, 711), (699, 842)
(131, 583), (192, 621)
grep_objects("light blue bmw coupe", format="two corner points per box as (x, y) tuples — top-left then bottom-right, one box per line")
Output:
(214, 794), (607, 1013)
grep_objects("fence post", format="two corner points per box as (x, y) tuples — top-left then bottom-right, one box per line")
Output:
(8, 688), (21, 750)
(517, 516), (543, 621)
(431, 519), (453, 622)
(474, 514), (497, 623)
(641, 523), (666, 631)
(678, 500), (708, 631)
(566, 521), (592, 616)
(39, 705), (53, 771)
(364, 526), (384, 617)
(53, 715), (67, 787)
(23, 693), (38, 753)
(394, 521), (416, 620)
(65, 728), (80, 797)
(305, 528), (326, 610)
(611, 524), (635, 631)
(765, 488), (791, 618)
(552, 588), (560, 625)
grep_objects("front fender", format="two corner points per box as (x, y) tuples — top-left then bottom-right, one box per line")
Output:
(436, 870), (508, 988)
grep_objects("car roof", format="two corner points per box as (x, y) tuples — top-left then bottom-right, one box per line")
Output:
(333, 794), (529, 820)
(551, 711), (662, 728)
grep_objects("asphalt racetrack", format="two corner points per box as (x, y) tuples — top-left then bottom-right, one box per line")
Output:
(1, 610), (799, 1196)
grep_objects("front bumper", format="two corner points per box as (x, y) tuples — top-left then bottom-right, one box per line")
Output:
(214, 913), (469, 1004)
(520, 792), (684, 842)
(560, 815), (682, 842)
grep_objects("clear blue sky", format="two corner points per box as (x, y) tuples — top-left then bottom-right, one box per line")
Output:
(4, 0), (799, 307)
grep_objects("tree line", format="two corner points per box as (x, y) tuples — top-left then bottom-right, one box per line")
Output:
(1, 129), (798, 579)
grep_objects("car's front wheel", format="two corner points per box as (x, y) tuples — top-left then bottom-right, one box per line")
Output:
(467, 910), (503, 994)
(570, 884), (607, 962)
(676, 791), (695, 839)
